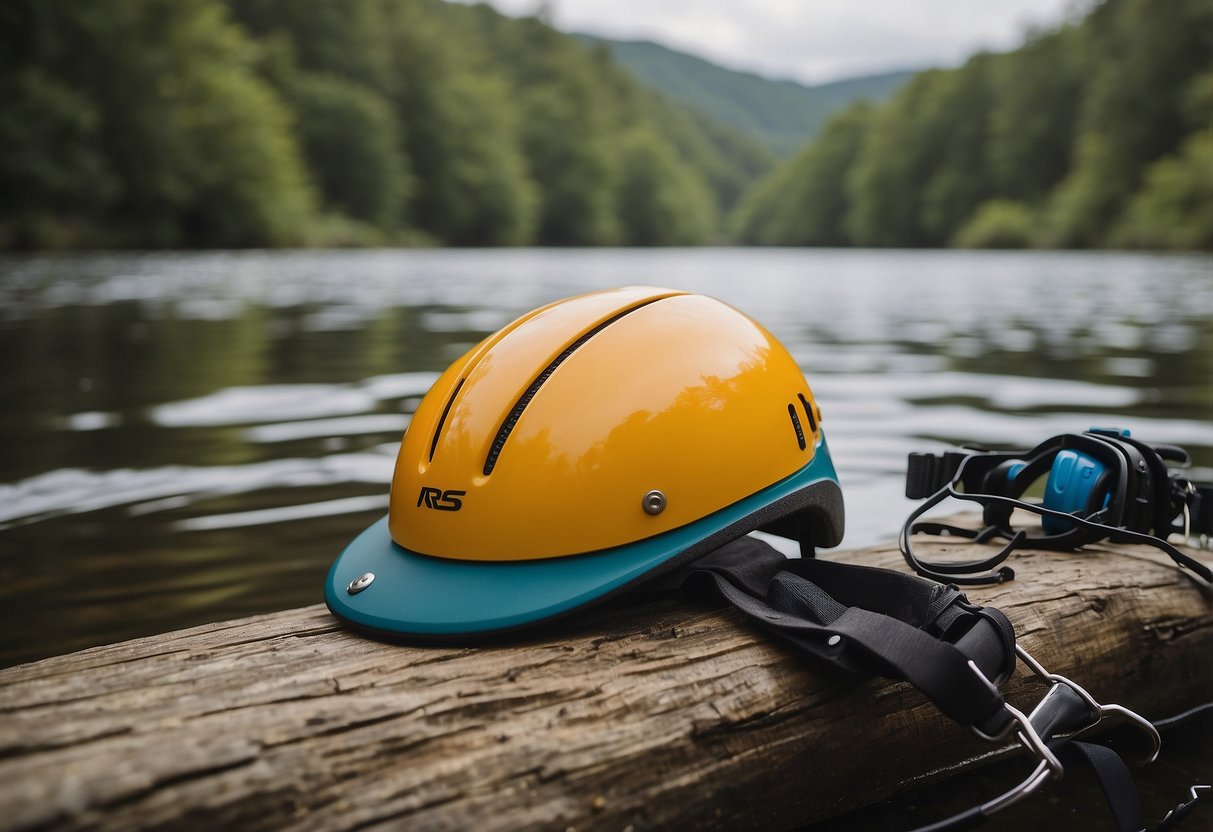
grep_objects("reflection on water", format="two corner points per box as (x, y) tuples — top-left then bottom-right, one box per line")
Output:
(0, 249), (1210, 667)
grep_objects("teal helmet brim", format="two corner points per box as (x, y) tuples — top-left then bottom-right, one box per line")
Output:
(325, 435), (843, 640)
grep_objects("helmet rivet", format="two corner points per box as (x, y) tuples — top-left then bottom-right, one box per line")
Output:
(642, 490), (666, 515)
(347, 572), (375, 594)
(827, 634), (842, 647)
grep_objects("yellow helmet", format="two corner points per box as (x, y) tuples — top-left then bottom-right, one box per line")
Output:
(327, 287), (843, 637)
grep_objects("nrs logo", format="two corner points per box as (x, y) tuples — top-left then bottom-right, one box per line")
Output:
(416, 486), (466, 512)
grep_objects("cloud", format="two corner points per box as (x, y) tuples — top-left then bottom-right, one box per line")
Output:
(470, 0), (1087, 83)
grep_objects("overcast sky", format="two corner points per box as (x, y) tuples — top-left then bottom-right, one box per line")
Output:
(467, 0), (1090, 85)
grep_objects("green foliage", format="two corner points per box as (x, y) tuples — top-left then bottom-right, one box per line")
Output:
(842, 55), (1000, 247)
(382, 2), (537, 246)
(409, 70), (539, 247)
(916, 55), (998, 243)
(479, 16), (623, 245)
(515, 81), (621, 246)
(732, 104), (871, 246)
(734, 0), (1213, 251)
(616, 127), (716, 246)
(1110, 130), (1213, 250)
(845, 70), (954, 246)
(287, 73), (409, 228)
(0, 0), (315, 248)
(0, 67), (117, 247)
(636, 93), (777, 215)
(2, 0), (770, 249)
(10, 0), (1205, 250)
(1043, 0), (1212, 247)
(986, 29), (1082, 202)
(1037, 134), (1124, 248)
(226, 0), (394, 92)
(952, 200), (1037, 249)
(1181, 71), (1213, 130)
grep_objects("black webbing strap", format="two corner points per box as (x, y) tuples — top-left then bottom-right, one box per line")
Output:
(901, 683), (1146, 832)
(667, 536), (1016, 734)
(1036, 685), (1145, 832)
(905, 449), (1025, 500)
(919, 742), (1148, 832)
(906, 451), (972, 499)
(665, 535), (1161, 832)
(1191, 483), (1213, 537)
(1058, 741), (1146, 832)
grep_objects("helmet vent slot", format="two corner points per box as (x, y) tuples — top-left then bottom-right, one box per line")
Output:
(798, 393), (817, 434)
(429, 377), (466, 461)
(483, 299), (661, 476)
(788, 404), (807, 451)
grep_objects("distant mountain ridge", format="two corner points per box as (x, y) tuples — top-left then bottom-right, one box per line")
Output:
(577, 34), (916, 156)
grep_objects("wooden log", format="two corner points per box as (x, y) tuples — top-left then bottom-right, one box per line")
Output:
(0, 531), (1209, 832)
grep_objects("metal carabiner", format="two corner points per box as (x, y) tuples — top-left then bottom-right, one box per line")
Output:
(1015, 644), (1161, 763)
(963, 659), (1064, 816)
(1157, 784), (1210, 831)
(961, 644), (1163, 822)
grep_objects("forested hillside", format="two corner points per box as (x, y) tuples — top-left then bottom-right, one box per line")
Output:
(0, 0), (772, 249)
(577, 35), (913, 157)
(733, 0), (1213, 250)
(5, 0), (1206, 251)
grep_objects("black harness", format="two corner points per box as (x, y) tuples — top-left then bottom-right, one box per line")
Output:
(665, 535), (1199, 831)
(900, 429), (1213, 585)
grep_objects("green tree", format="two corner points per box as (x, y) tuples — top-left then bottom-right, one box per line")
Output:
(386, 2), (537, 246)
(731, 103), (871, 246)
(0, 0), (315, 247)
(0, 67), (117, 247)
(737, 0), (1211, 251)
(288, 72), (409, 228)
(1110, 130), (1213, 250)
(225, 0), (394, 93)
(603, 55), (775, 215)
(917, 55), (998, 242)
(952, 200), (1037, 248)
(3, 0), (782, 248)
(491, 17), (622, 245)
(616, 127), (716, 245)
(986, 30), (1083, 203)
(461, 1), (771, 242)
(846, 71), (955, 246)
(845, 57), (998, 247)
(1045, 0), (1213, 246)
(1038, 134), (1125, 247)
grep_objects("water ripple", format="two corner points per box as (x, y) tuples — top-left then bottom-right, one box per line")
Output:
(0, 450), (396, 528)
(149, 372), (437, 427)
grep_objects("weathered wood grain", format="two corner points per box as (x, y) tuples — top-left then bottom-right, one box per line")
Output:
(0, 533), (1209, 831)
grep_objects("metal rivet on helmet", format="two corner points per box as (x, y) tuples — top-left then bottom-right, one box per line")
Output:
(642, 490), (667, 515)
(347, 572), (375, 594)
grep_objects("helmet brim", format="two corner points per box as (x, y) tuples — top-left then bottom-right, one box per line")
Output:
(325, 437), (843, 640)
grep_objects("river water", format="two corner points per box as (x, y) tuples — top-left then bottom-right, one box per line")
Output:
(0, 248), (1210, 668)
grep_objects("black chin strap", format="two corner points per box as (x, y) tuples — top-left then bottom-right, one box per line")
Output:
(666, 536), (1176, 832)
(670, 537), (1015, 731)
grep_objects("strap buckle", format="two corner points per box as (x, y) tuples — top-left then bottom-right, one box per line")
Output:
(964, 645), (1160, 819)
(966, 659), (1063, 815)
(1015, 644), (1161, 763)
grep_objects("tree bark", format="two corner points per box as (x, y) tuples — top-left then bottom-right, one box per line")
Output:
(1, 533), (1209, 831)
